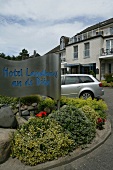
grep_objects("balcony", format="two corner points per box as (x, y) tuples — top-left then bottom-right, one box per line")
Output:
(61, 58), (66, 62)
(99, 48), (113, 59)
(61, 58), (67, 68)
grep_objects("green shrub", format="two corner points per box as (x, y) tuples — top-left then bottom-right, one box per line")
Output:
(102, 80), (113, 87)
(0, 95), (18, 109)
(102, 80), (109, 87)
(85, 98), (107, 112)
(60, 97), (107, 119)
(95, 110), (106, 119)
(110, 82), (113, 87)
(60, 96), (89, 108)
(86, 99), (107, 119)
(49, 105), (96, 147)
(89, 70), (96, 77)
(20, 95), (41, 105)
(60, 96), (72, 107)
(37, 97), (56, 112)
(104, 73), (113, 83)
(11, 117), (75, 166)
(0, 95), (17, 105)
(81, 105), (99, 126)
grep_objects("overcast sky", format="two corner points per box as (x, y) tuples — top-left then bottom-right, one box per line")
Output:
(0, 0), (113, 56)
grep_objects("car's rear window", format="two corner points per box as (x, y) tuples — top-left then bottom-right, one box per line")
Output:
(65, 76), (79, 84)
(62, 75), (94, 85)
(79, 76), (94, 83)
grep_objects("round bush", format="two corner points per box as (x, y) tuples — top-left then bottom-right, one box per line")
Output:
(49, 105), (96, 147)
(81, 105), (99, 127)
(11, 117), (75, 166)
(0, 95), (17, 105)
(37, 97), (56, 112)
(20, 95), (41, 105)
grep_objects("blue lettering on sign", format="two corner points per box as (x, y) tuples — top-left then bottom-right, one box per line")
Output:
(12, 81), (22, 87)
(2, 67), (57, 88)
(3, 67), (23, 77)
(25, 79), (33, 86)
(36, 78), (50, 86)
(26, 68), (58, 78)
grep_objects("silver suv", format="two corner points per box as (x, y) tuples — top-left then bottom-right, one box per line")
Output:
(61, 74), (104, 99)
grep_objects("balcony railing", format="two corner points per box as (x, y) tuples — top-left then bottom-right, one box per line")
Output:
(100, 48), (113, 56)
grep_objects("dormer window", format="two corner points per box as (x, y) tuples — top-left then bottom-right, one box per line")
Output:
(60, 37), (65, 50)
(88, 31), (92, 38)
(78, 35), (82, 41)
(83, 33), (87, 40)
(74, 36), (77, 42)
(110, 27), (113, 34)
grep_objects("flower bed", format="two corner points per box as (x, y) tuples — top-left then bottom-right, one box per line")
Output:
(0, 95), (108, 166)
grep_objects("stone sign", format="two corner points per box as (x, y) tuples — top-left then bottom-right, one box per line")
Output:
(0, 54), (61, 100)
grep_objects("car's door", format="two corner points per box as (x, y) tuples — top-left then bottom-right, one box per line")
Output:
(61, 75), (80, 98)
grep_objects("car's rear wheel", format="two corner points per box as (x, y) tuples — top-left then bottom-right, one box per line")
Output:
(80, 91), (94, 99)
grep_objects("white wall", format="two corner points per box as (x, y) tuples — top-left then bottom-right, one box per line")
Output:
(65, 37), (104, 79)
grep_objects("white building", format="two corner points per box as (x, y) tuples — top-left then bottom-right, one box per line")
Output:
(46, 18), (113, 80)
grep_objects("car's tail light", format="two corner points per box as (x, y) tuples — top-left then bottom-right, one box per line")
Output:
(99, 82), (103, 87)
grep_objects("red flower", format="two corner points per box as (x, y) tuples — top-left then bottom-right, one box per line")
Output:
(97, 118), (103, 123)
(96, 118), (106, 130)
(36, 111), (47, 117)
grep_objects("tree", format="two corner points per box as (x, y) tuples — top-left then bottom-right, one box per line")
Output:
(6, 55), (11, 60)
(0, 53), (6, 59)
(17, 49), (29, 60)
(12, 55), (16, 60)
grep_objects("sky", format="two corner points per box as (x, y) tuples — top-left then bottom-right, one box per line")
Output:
(0, 0), (113, 57)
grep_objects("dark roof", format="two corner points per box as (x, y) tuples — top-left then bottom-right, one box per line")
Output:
(44, 18), (113, 54)
(61, 36), (69, 39)
(60, 36), (69, 46)
(30, 53), (40, 58)
(77, 18), (113, 35)
(44, 45), (60, 55)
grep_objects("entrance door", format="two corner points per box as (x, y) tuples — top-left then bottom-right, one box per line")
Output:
(84, 67), (89, 74)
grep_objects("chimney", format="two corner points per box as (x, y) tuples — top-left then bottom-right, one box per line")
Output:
(34, 50), (36, 57)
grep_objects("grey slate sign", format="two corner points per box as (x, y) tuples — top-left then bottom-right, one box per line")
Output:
(0, 53), (61, 100)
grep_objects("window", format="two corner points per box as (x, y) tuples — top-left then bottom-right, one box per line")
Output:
(93, 30), (96, 36)
(110, 27), (113, 34)
(73, 46), (78, 59)
(74, 36), (77, 42)
(60, 38), (65, 50)
(106, 39), (113, 54)
(84, 42), (90, 58)
(69, 37), (73, 44)
(65, 76), (79, 84)
(79, 76), (94, 83)
(88, 31), (92, 38)
(60, 52), (66, 62)
(83, 33), (87, 40)
(78, 35), (82, 41)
